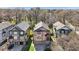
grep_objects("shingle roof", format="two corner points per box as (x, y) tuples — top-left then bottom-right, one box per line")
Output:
(0, 21), (13, 30)
(34, 21), (49, 31)
(16, 21), (30, 31)
(53, 21), (66, 30)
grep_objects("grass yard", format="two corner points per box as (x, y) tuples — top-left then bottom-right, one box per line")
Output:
(29, 41), (36, 51)
(23, 38), (32, 51)
(23, 37), (36, 51)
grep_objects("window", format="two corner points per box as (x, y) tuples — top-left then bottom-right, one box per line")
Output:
(9, 31), (12, 35)
(20, 42), (23, 45)
(61, 29), (65, 34)
(14, 36), (18, 40)
(2, 31), (6, 37)
(15, 42), (18, 45)
(14, 31), (17, 35)
(20, 31), (24, 35)
(3, 31), (6, 33)
(2, 33), (5, 37)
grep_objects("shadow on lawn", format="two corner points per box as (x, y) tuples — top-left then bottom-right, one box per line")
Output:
(22, 37), (32, 51)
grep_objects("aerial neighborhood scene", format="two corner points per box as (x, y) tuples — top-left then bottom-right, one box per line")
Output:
(0, 7), (79, 51)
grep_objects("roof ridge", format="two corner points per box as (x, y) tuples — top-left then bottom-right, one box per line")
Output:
(34, 21), (49, 31)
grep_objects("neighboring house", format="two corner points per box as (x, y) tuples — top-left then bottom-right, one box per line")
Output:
(53, 21), (72, 37)
(7, 21), (30, 50)
(33, 21), (51, 51)
(0, 22), (13, 45)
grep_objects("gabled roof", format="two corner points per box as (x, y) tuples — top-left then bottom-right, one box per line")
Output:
(34, 21), (49, 31)
(16, 21), (30, 31)
(65, 20), (75, 30)
(53, 21), (66, 30)
(53, 21), (75, 30)
(0, 21), (13, 30)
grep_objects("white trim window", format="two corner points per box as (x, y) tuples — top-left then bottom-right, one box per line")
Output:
(20, 31), (24, 36)
(14, 31), (18, 35)
(20, 31), (23, 35)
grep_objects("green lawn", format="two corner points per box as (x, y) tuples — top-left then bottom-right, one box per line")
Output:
(29, 41), (36, 51)
(24, 37), (36, 51)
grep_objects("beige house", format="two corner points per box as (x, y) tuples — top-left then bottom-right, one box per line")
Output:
(33, 21), (51, 51)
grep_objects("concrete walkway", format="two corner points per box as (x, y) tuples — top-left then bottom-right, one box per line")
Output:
(10, 45), (24, 51)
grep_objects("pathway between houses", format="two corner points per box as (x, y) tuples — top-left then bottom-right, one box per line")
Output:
(51, 39), (64, 51)
(50, 28), (64, 51)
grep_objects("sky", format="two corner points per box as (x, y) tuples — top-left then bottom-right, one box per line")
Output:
(4, 7), (79, 10)
(0, 0), (79, 7)
(1, 7), (79, 10)
(27, 7), (79, 10)
(0, 0), (79, 10)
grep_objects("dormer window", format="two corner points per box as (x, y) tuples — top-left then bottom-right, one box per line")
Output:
(20, 31), (23, 35)
(14, 31), (17, 35)
(20, 31), (24, 36)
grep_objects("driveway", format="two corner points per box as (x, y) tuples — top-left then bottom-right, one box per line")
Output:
(10, 45), (24, 51)
(35, 44), (46, 51)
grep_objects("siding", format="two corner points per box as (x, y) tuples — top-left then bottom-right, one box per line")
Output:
(0, 30), (2, 43)
(34, 31), (47, 42)
(8, 27), (27, 46)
